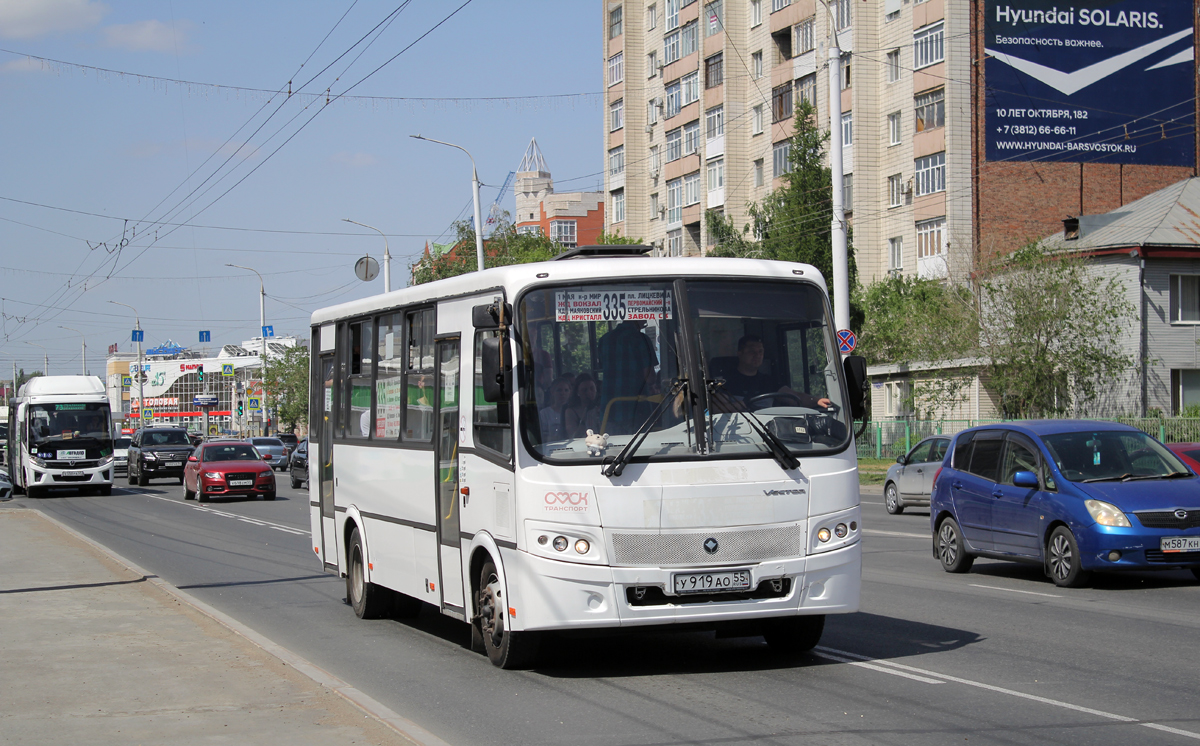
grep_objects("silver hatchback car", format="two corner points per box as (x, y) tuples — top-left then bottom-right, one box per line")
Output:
(883, 436), (951, 514)
(248, 437), (288, 471)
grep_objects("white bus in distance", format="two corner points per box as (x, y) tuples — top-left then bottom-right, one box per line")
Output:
(308, 246), (868, 668)
(7, 375), (116, 498)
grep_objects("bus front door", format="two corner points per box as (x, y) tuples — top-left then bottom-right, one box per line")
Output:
(435, 338), (465, 616)
(318, 354), (338, 570)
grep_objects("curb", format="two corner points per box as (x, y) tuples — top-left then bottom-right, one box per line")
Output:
(30, 508), (455, 746)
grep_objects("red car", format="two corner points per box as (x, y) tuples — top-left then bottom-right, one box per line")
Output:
(1166, 443), (1200, 473)
(183, 442), (276, 502)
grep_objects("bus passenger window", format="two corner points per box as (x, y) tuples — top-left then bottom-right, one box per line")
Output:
(376, 314), (404, 440)
(344, 319), (373, 439)
(474, 330), (512, 457)
(405, 308), (435, 441)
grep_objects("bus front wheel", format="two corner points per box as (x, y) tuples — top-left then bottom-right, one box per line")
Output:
(763, 614), (825, 656)
(476, 559), (539, 669)
(346, 527), (388, 619)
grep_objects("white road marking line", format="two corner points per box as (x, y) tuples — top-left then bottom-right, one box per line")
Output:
(1142, 723), (1200, 740)
(817, 646), (1138, 723)
(969, 583), (1061, 598)
(812, 651), (944, 684)
(863, 529), (929, 539)
(140, 493), (311, 536)
(861, 500), (884, 505)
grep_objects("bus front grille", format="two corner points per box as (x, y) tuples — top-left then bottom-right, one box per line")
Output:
(611, 525), (804, 567)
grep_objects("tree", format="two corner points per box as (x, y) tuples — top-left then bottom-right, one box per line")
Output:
(595, 230), (645, 245)
(411, 215), (564, 285)
(14, 369), (42, 392)
(264, 345), (309, 433)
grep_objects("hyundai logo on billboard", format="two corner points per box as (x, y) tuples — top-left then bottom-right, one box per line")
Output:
(985, 0), (1194, 166)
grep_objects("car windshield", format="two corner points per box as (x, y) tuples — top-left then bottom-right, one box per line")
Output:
(519, 278), (850, 464)
(28, 403), (112, 452)
(206, 445), (261, 461)
(1042, 430), (1191, 482)
(142, 430), (191, 446)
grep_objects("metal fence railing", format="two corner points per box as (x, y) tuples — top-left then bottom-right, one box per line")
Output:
(855, 418), (1200, 459)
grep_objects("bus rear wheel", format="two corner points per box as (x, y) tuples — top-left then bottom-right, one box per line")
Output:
(762, 614), (825, 656)
(476, 559), (539, 669)
(346, 527), (388, 619)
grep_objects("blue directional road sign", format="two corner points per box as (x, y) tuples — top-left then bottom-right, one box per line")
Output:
(199, 330), (211, 343)
(247, 397), (261, 410)
(262, 325), (274, 338)
(131, 329), (144, 343)
(221, 363), (234, 376)
(837, 329), (857, 354)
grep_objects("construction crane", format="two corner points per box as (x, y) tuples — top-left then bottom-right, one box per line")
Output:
(485, 170), (516, 228)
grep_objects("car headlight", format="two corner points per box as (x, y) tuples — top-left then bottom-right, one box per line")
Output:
(143, 453), (158, 461)
(258, 472), (274, 480)
(1085, 499), (1131, 527)
(204, 472), (223, 480)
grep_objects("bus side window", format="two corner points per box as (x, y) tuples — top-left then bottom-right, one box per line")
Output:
(474, 330), (512, 458)
(376, 314), (404, 440)
(343, 319), (373, 440)
(405, 308), (435, 441)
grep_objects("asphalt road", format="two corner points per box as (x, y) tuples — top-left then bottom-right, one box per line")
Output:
(20, 477), (1200, 746)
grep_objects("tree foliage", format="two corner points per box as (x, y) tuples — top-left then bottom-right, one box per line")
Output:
(411, 216), (565, 285)
(264, 345), (309, 434)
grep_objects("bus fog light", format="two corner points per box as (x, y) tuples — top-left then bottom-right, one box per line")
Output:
(834, 523), (848, 538)
(552, 536), (568, 552)
(537, 535), (549, 546)
(574, 539), (590, 554)
(817, 528), (831, 542)
(849, 521), (857, 531)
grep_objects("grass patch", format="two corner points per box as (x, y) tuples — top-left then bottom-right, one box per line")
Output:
(857, 457), (894, 485)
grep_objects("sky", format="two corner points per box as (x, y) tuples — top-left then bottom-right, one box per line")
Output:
(0, 0), (602, 376)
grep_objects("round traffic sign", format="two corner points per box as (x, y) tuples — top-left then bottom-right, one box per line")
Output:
(836, 329), (857, 354)
(355, 255), (380, 282)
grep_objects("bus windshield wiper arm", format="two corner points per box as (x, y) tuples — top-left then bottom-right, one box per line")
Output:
(602, 379), (685, 478)
(709, 384), (800, 471)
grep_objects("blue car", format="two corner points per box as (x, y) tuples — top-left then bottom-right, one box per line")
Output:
(931, 421), (1200, 587)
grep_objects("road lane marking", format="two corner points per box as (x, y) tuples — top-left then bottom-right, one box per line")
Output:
(812, 650), (944, 684)
(864, 529), (929, 539)
(969, 583), (1061, 598)
(137, 493), (310, 536)
(1142, 723), (1200, 740)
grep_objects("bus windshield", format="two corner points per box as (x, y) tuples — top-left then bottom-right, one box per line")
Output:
(519, 278), (850, 464)
(28, 402), (112, 456)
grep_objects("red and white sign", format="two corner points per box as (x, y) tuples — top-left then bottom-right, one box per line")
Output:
(131, 397), (178, 408)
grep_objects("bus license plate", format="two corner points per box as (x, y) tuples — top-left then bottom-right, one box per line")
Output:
(61, 471), (84, 477)
(229, 479), (253, 487)
(672, 570), (752, 594)
(1161, 536), (1200, 553)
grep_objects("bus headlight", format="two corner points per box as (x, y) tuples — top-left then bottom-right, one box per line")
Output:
(817, 528), (831, 542)
(31, 456), (46, 467)
(99, 454), (113, 466)
(574, 539), (590, 554)
(552, 536), (569, 552)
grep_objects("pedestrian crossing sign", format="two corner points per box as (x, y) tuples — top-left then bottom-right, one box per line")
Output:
(222, 363), (234, 376)
(247, 397), (261, 410)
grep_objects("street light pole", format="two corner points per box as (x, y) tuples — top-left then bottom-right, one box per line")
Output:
(109, 301), (143, 430)
(410, 135), (486, 272)
(25, 342), (48, 376)
(343, 218), (391, 292)
(59, 326), (86, 375)
(820, 1), (850, 341)
(226, 264), (268, 435)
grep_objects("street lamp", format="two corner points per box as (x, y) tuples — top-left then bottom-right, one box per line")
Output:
(226, 263), (268, 435)
(25, 341), (48, 376)
(59, 326), (86, 375)
(814, 0), (850, 340)
(410, 134), (486, 272)
(108, 301), (143, 429)
(343, 218), (392, 292)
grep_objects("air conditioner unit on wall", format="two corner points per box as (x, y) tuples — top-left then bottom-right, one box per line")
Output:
(902, 178), (913, 195)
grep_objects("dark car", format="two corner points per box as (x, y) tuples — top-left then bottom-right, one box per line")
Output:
(931, 421), (1200, 588)
(277, 432), (299, 458)
(288, 438), (308, 489)
(883, 436), (951, 514)
(183, 442), (276, 502)
(127, 427), (195, 486)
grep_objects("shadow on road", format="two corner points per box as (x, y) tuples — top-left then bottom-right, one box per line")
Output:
(967, 558), (1199, 590)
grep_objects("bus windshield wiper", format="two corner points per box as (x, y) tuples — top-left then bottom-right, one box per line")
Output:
(708, 384), (800, 472)
(601, 379), (685, 478)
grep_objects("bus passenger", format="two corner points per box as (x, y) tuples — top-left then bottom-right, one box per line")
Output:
(598, 320), (658, 434)
(563, 373), (600, 439)
(539, 376), (574, 441)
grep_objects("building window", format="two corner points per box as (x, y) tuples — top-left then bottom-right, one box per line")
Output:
(914, 22), (945, 69)
(796, 74), (816, 114)
(667, 178), (683, 223)
(1171, 275), (1200, 322)
(667, 228), (683, 256)
(705, 53), (724, 88)
(773, 140), (791, 177)
(647, 3), (657, 30)
(886, 49), (901, 82)
(840, 54), (851, 89)
(888, 111), (902, 145)
(648, 98), (659, 124)
(664, 30), (681, 64)
(772, 83), (793, 123)
(842, 173), (853, 211)
(681, 20), (699, 57)
(517, 225), (539, 236)
(684, 172), (701, 205)
(914, 152), (945, 196)
(608, 52), (624, 87)
(888, 173), (904, 207)
(647, 50), (658, 78)
(650, 145), (662, 174)
(551, 220), (578, 248)
(916, 218), (945, 258)
(666, 128), (683, 161)
(609, 145), (625, 176)
(707, 158), (724, 190)
(682, 71), (699, 106)
(706, 105), (724, 138)
(683, 119), (701, 155)
(752, 50), (763, 79)
(889, 237), (904, 270)
(841, 112), (853, 146)
(751, 0), (762, 26)
(915, 88), (945, 132)
(609, 6), (623, 38)
(834, 0), (851, 29)
(705, 0), (723, 34)
(610, 99), (624, 131)
(772, 27), (792, 62)
(612, 190), (625, 223)
(650, 192), (660, 219)
(754, 159), (764, 186)
(665, 80), (682, 118)
(796, 17), (815, 55)
(772, 0), (792, 11)
(752, 104), (764, 135)
(666, 0), (680, 30)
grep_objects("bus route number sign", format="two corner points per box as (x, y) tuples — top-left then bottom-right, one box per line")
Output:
(555, 289), (672, 322)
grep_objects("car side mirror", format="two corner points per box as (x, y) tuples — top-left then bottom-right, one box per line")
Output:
(842, 355), (868, 420)
(188, 456), (198, 462)
(481, 335), (511, 403)
(1013, 470), (1039, 488)
(896, 455), (906, 465)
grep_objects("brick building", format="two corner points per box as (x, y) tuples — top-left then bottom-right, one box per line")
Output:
(513, 138), (606, 248)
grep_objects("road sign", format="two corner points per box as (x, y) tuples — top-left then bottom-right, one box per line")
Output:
(193, 394), (220, 407)
(837, 329), (857, 354)
(222, 363), (234, 376)
(199, 330), (211, 343)
(208, 424), (218, 435)
(141, 408), (153, 420)
(121, 375), (132, 387)
(262, 325), (274, 338)
(247, 397), (261, 410)
(131, 329), (144, 343)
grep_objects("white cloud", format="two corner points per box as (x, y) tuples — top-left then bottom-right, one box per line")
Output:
(0, 0), (107, 39)
(101, 19), (193, 53)
(331, 152), (378, 168)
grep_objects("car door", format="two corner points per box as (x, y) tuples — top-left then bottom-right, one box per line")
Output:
(922, 438), (951, 494)
(991, 434), (1044, 556)
(950, 430), (1006, 551)
(898, 440), (933, 496)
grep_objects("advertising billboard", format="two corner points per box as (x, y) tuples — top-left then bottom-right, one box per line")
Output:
(984, 0), (1194, 166)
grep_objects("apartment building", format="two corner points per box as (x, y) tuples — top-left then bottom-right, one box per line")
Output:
(514, 138), (605, 248)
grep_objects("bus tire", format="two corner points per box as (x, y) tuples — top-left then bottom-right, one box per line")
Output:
(762, 614), (825, 655)
(477, 559), (539, 669)
(346, 527), (388, 619)
(26, 485), (43, 499)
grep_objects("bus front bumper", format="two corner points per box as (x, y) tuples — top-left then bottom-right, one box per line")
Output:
(30, 464), (114, 486)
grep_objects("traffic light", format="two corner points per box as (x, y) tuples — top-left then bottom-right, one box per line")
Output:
(237, 400), (244, 417)
(197, 368), (204, 383)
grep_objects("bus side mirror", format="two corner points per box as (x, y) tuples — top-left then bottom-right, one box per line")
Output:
(843, 355), (868, 421)
(481, 335), (511, 403)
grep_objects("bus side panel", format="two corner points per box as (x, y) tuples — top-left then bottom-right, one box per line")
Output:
(307, 442), (324, 565)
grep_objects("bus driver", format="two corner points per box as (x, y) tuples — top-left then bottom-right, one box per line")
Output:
(718, 335), (832, 410)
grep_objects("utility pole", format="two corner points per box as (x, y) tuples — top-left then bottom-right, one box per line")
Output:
(110, 302), (144, 431)
(826, 9), (850, 341)
(226, 264), (268, 436)
(26, 342), (49, 376)
(410, 135), (486, 272)
(59, 326), (86, 375)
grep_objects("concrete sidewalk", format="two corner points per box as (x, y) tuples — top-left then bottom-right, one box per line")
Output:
(0, 504), (431, 745)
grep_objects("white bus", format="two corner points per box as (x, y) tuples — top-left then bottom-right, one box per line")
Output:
(7, 375), (116, 497)
(309, 248), (868, 668)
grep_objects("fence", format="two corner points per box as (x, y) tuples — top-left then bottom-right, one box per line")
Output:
(855, 418), (1200, 459)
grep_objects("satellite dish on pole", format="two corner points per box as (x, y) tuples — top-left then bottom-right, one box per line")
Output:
(354, 255), (380, 282)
